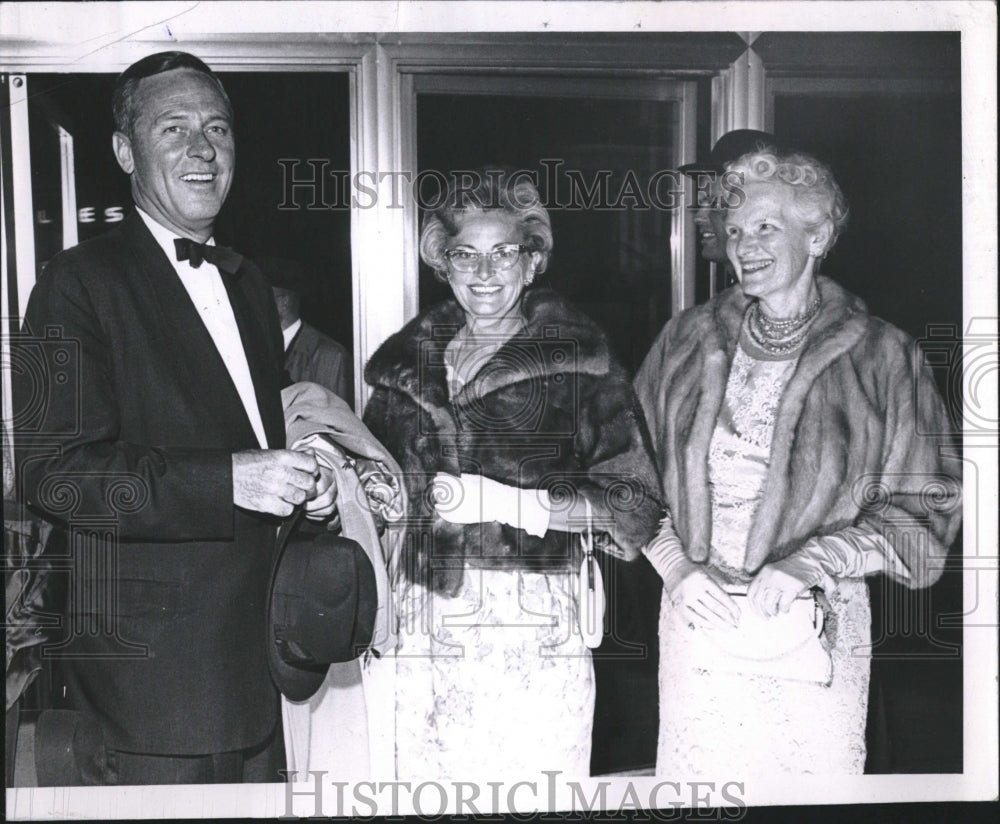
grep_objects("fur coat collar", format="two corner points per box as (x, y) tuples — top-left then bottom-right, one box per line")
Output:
(635, 276), (961, 588)
(366, 287), (613, 405)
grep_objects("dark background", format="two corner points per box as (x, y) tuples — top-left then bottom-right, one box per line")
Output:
(27, 72), (354, 352)
(417, 92), (675, 374)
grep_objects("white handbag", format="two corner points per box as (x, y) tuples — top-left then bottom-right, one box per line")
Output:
(680, 586), (833, 686)
(578, 498), (606, 649)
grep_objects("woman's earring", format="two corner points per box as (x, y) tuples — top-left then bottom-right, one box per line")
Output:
(525, 267), (536, 285)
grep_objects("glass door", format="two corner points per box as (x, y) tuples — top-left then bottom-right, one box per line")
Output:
(412, 74), (695, 776)
(415, 75), (695, 375)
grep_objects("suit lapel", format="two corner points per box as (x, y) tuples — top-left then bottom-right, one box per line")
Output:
(120, 213), (263, 449)
(223, 267), (285, 448)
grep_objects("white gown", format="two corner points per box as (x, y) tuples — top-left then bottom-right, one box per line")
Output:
(656, 345), (870, 776)
(392, 566), (595, 781)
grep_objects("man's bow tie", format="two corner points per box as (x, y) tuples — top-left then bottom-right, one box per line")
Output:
(174, 237), (243, 276)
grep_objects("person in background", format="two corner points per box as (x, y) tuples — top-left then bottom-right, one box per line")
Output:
(362, 167), (662, 780)
(260, 256), (353, 407)
(634, 149), (961, 776)
(680, 129), (789, 282)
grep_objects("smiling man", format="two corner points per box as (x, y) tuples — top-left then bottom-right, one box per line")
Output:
(679, 129), (788, 270)
(14, 52), (334, 785)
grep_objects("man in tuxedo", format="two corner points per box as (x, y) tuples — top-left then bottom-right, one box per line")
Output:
(14, 51), (334, 785)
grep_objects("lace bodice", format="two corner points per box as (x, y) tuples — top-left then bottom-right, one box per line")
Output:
(707, 344), (797, 576)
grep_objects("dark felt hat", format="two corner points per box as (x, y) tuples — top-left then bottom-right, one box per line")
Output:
(257, 256), (312, 295)
(267, 513), (377, 702)
(678, 129), (788, 175)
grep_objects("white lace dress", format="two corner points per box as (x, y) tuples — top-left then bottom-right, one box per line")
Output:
(390, 340), (595, 781)
(656, 345), (870, 776)
(393, 567), (595, 781)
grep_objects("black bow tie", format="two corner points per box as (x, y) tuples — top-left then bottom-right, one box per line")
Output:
(174, 237), (243, 276)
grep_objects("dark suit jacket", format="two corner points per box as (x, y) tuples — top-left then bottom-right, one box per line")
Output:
(13, 212), (286, 755)
(285, 321), (352, 407)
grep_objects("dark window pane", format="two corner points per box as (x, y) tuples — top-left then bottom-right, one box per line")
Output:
(417, 93), (676, 374)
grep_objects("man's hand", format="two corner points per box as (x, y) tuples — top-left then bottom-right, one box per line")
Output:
(233, 449), (319, 517)
(303, 464), (338, 520)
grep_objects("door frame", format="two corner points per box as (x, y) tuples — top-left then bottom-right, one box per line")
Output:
(0, 32), (739, 409)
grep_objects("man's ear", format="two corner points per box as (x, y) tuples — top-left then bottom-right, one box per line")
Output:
(112, 132), (134, 175)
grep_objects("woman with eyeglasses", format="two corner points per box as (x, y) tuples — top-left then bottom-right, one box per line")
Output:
(363, 167), (662, 780)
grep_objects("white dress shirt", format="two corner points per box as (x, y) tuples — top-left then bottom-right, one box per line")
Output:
(137, 209), (269, 449)
(282, 318), (303, 351)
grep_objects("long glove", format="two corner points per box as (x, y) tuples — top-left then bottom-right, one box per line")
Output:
(766, 525), (902, 591)
(642, 515), (700, 595)
(432, 472), (551, 537)
(750, 525), (899, 616)
(643, 514), (740, 629)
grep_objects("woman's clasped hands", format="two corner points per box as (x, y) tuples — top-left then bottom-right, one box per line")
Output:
(671, 553), (826, 629)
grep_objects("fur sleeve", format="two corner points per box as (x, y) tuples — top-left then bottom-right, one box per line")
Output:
(362, 387), (430, 512)
(856, 329), (962, 588)
(633, 316), (678, 440)
(573, 367), (664, 560)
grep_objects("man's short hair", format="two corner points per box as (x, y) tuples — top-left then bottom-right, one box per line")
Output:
(112, 51), (231, 138)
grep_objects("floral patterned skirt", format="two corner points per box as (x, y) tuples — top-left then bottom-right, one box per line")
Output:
(656, 577), (870, 777)
(394, 566), (595, 781)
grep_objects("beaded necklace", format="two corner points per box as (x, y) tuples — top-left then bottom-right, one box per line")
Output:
(745, 294), (822, 356)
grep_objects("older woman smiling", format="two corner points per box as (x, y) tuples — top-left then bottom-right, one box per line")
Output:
(634, 150), (961, 775)
(364, 167), (661, 780)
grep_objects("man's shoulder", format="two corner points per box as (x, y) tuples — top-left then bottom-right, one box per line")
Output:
(33, 225), (135, 294)
(298, 322), (349, 358)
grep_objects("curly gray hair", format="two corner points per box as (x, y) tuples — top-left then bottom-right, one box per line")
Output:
(419, 168), (553, 282)
(725, 150), (849, 255)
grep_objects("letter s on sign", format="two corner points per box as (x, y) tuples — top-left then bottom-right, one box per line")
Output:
(104, 206), (125, 223)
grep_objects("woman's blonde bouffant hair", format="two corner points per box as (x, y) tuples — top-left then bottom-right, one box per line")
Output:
(726, 151), (850, 255)
(419, 167), (553, 282)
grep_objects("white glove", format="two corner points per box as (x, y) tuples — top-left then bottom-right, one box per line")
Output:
(748, 526), (891, 616)
(643, 515), (740, 630)
(432, 472), (551, 537)
(642, 515), (699, 594)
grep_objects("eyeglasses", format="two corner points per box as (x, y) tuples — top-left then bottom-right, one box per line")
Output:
(443, 243), (528, 273)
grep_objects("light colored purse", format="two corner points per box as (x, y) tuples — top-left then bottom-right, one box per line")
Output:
(680, 585), (833, 686)
(578, 497), (606, 649)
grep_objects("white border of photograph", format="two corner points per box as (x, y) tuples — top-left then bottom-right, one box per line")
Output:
(2, 1), (996, 817)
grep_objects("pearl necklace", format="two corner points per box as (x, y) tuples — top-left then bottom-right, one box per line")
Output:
(746, 295), (822, 355)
